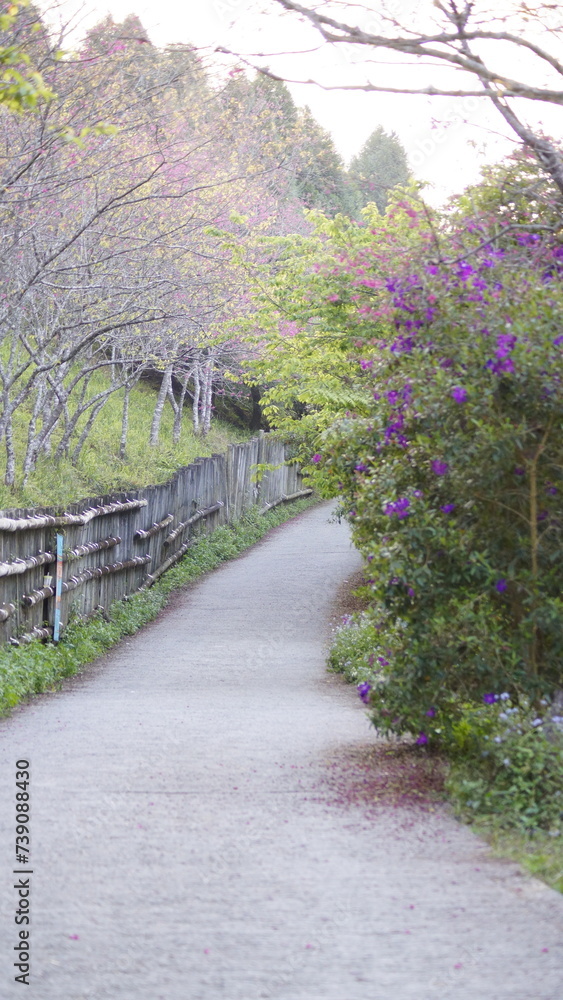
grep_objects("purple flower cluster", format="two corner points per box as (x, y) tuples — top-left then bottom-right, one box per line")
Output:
(431, 460), (449, 476)
(486, 332), (517, 375)
(451, 386), (467, 404)
(384, 497), (410, 519)
(516, 232), (540, 246)
(357, 682), (372, 704)
(384, 411), (407, 447)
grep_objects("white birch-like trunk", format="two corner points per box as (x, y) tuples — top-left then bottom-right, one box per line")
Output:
(22, 380), (47, 485)
(71, 398), (107, 465)
(41, 395), (54, 456)
(149, 364), (173, 447)
(201, 357), (214, 437)
(173, 370), (191, 445)
(119, 384), (131, 461)
(192, 362), (201, 435)
(4, 407), (16, 487)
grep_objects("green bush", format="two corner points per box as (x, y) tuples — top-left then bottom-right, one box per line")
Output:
(327, 614), (563, 834)
(446, 694), (563, 832)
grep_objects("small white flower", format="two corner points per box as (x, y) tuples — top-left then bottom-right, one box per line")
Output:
(494, 736), (503, 743)
(498, 712), (508, 720)
(531, 718), (543, 727)
(503, 758), (511, 766)
(500, 692), (510, 701)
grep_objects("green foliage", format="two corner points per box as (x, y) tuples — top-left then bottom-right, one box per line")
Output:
(327, 609), (396, 685)
(0, 2), (53, 112)
(328, 612), (563, 836)
(0, 496), (318, 716)
(294, 107), (359, 217)
(446, 696), (563, 833)
(348, 126), (410, 214)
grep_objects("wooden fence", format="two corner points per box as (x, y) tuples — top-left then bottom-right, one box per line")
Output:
(0, 434), (310, 646)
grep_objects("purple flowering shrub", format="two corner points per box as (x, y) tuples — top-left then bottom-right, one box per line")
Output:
(243, 149), (562, 751)
(315, 171), (563, 736)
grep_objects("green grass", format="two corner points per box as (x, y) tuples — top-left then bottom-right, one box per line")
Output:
(0, 497), (318, 717)
(468, 818), (563, 894)
(0, 375), (249, 509)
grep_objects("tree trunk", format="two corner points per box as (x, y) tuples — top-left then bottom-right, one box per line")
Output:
(22, 380), (47, 485)
(192, 362), (201, 435)
(150, 364), (173, 447)
(4, 407), (16, 487)
(173, 369), (191, 445)
(41, 394), (54, 456)
(201, 358), (214, 437)
(71, 398), (107, 465)
(120, 384), (131, 461)
(250, 384), (263, 431)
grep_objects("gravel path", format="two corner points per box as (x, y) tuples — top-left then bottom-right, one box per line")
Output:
(0, 502), (562, 1000)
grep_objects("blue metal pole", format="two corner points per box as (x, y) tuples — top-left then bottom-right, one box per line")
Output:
(53, 533), (63, 643)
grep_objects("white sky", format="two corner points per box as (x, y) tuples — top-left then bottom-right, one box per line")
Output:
(50, 0), (563, 204)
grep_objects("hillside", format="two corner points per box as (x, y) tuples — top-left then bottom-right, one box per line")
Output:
(0, 374), (249, 511)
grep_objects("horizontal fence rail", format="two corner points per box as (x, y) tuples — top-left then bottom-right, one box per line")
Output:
(0, 434), (311, 646)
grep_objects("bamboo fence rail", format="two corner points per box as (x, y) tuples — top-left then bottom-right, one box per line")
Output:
(0, 434), (311, 645)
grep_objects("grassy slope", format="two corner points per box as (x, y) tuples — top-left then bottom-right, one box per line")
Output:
(0, 374), (249, 510)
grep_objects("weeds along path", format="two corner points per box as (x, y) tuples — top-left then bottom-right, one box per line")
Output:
(0, 502), (562, 999)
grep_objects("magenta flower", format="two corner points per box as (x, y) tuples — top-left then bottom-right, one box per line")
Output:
(425, 707), (436, 718)
(431, 460), (449, 475)
(440, 503), (456, 513)
(416, 732), (428, 745)
(482, 693), (498, 704)
(496, 578), (508, 592)
(312, 454), (321, 463)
